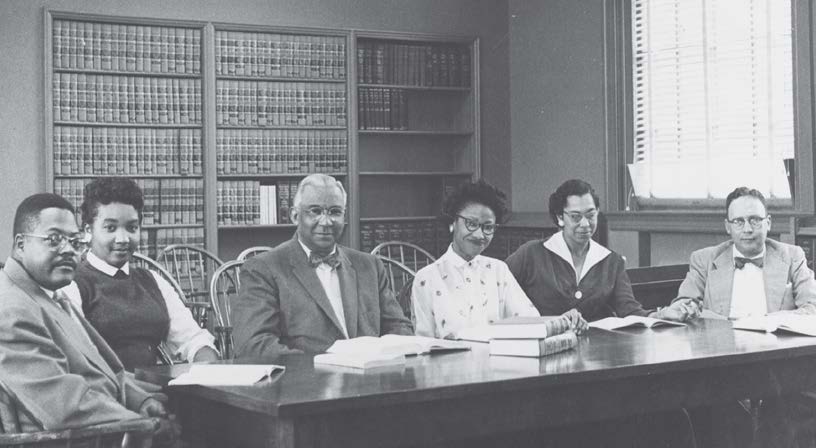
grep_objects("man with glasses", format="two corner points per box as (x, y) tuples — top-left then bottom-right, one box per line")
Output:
(676, 187), (816, 448)
(232, 174), (413, 358)
(676, 186), (816, 317)
(0, 193), (168, 438)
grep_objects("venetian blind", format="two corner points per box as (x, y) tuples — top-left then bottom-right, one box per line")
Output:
(630, 0), (794, 202)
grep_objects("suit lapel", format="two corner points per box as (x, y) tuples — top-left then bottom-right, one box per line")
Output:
(287, 241), (347, 337)
(763, 243), (787, 312)
(336, 248), (358, 338)
(708, 248), (736, 316)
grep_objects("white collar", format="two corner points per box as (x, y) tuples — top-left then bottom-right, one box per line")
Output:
(732, 245), (765, 260)
(86, 251), (130, 277)
(297, 238), (337, 259)
(440, 245), (483, 268)
(543, 230), (611, 281)
(40, 286), (55, 299)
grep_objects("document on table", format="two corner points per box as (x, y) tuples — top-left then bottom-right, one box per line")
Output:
(168, 364), (285, 386)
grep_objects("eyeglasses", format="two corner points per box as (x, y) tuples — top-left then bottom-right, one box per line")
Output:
(726, 215), (770, 229)
(456, 215), (498, 235)
(19, 233), (89, 251)
(563, 210), (598, 224)
(302, 206), (345, 221)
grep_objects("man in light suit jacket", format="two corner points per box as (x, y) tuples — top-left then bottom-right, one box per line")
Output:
(676, 187), (816, 448)
(0, 193), (167, 435)
(232, 174), (413, 359)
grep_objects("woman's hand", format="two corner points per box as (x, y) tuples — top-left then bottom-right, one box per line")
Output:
(561, 308), (589, 335)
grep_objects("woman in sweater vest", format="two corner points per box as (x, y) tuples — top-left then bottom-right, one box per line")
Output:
(61, 177), (219, 371)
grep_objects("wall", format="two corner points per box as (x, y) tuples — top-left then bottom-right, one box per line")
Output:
(0, 0), (511, 260)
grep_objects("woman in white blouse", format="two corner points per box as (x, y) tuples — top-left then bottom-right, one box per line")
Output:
(412, 180), (588, 339)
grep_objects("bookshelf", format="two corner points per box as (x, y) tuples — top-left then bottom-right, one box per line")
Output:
(355, 33), (480, 256)
(46, 12), (481, 260)
(46, 13), (207, 259)
(212, 26), (349, 258)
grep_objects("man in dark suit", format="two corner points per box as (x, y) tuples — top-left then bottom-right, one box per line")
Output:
(0, 193), (168, 437)
(232, 174), (413, 358)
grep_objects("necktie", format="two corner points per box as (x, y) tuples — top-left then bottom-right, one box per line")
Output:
(734, 256), (764, 269)
(309, 252), (341, 269)
(53, 289), (74, 316)
(113, 269), (127, 280)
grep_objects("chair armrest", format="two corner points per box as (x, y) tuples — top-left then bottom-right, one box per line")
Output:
(0, 417), (159, 447)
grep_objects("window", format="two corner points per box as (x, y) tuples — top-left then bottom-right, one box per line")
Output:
(609, 0), (813, 211)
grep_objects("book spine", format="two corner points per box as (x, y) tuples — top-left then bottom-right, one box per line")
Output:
(539, 331), (578, 356)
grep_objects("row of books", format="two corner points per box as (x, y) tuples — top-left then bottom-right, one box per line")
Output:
(53, 20), (201, 74)
(53, 73), (202, 124)
(360, 220), (449, 258)
(217, 180), (300, 226)
(215, 81), (346, 127)
(55, 178), (205, 226)
(357, 40), (471, 87)
(215, 31), (346, 80)
(358, 88), (408, 130)
(216, 129), (347, 174)
(53, 127), (202, 176)
(137, 227), (206, 261)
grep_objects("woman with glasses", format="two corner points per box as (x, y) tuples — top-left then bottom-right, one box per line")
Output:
(412, 180), (587, 339)
(506, 179), (696, 322)
(60, 177), (219, 371)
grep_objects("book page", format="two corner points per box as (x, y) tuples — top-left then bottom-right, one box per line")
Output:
(327, 335), (469, 357)
(589, 315), (685, 331)
(168, 364), (284, 386)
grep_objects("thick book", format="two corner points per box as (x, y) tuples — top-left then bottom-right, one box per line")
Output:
(589, 315), (685, 331)
(313, 352), (406, 370)
(168, 364), (284, 386)
(488, 331), (578, 358)
(456, 315), (572, 342)
(326, 335), (470, 357)
(732, 314), (816, 337)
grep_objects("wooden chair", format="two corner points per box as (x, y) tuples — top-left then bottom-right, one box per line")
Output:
(0, 379), (158, 448)
(156, 244), (225, 330)
(209, 260), (244, 360)
(626, 263), (690, 310)
(236, 246), (273, 261)
(371, 241), (436, 274)
(376, 255), (416, 322)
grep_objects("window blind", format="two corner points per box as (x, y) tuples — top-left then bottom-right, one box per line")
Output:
(630, 0), (794, 202)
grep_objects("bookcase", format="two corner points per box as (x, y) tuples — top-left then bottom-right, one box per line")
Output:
(355, 33), (480, 257)
(45, 11), (481, 260)
(46, 13), (206, 259)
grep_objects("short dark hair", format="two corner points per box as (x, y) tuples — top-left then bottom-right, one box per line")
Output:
(441, 179), (509, 226)
(13, 193), (75, 237)
(548, 179), (600, 226)
(80, 177), (144, 226)
(725, 187), (766, 215)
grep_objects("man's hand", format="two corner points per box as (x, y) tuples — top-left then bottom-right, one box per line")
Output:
(138, 397), (167, 418)
(192, 346), (220, 363)
(561, 308), (589, 335)
(652, 298), (700, 322)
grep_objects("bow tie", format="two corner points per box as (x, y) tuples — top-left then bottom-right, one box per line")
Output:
(734, 256), (764, 269)
(309, 251), (340, 269)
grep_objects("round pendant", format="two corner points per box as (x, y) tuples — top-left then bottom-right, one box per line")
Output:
(574, 290), (583, 299)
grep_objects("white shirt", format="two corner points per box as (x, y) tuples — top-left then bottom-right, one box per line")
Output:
(543, 231), (612, 283)
(729, 246), (768, 319)
(412, 245), (540, 339)
(297, 240), (348, 338)
(61, 252), (217, 363)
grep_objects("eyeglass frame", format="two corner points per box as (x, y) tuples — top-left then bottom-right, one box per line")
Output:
(561, 209), (599, 224)
(300, 205), (346, 222)
(18, 232), (90, 252)
(454, 215), (498, 235)
(725, 215), (770, 229)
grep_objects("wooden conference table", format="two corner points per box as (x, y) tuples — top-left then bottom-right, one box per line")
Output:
(137, 319), (816, 448)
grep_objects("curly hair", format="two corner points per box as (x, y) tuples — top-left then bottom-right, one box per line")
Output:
(725, 187), (766, 215)
(548, 179), (600, 226)
(440, 179), (509, 226)
(80, 177), (144, 226)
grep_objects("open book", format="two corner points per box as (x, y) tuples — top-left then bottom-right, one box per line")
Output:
(326, 335), (471, 357)
(488, 331), (578, 358)
(168, 364), (285, 386)
(732, 314), (816, 337)
(456, 315), (572, 342)
(314, 352), (406, 370)
(589, 315), (685, 331)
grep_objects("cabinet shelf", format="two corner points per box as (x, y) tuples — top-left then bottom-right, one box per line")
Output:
(361, 216), (438, 222)
(358, 130), (471, 136)
(54, 67), (200, 78)
(219, 224), (296, 230)
(358, 83), (469, 92)
(217, 75), (346, 83)
(217, 125), (347, 131)
(142, 223), (205, 229)
(54, 121), (202, 129)
(360, 171), (472, 177)
(55, 174), (203, 179)
(218, 172), (346, 179)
